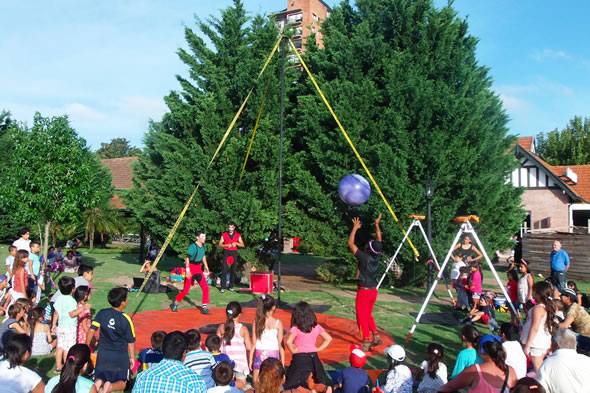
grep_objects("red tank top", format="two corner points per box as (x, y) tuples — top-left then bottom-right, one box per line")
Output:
(222, 232), (240, 251)
(13, 267), (28, 294)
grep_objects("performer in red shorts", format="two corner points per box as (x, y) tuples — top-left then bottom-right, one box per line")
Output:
(348, 214), (382, 351)
(170, 231), (210, 314)
(218, 222), (244, 292)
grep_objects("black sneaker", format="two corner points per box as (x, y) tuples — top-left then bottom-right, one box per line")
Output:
(202, 307), (210, 315)
(170, 302), (178, 312)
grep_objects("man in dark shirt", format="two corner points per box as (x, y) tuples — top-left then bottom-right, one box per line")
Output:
(348, 214), (382, 351)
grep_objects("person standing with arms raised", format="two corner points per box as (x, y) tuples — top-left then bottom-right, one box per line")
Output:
(218, 222), (244, 293)
(348, 214), (382, 351)
(171, 231), (211, 314)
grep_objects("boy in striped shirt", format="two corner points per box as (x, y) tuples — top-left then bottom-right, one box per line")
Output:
(184, 329), (215, 388)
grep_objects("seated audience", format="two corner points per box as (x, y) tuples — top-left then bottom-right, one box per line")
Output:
(44, 343), (94, 393)
(138, 330), (166, 370)
(0, 303), (28, 353)
(334, 344), (369, 393)
(417, 343), (446, 393)
(0, 333), (45, 393)
(209, 361), (241, 393)
(558, 288), (590, 354)
(437, 334), (517, 392)
(133, 331), (207, 393)
(383, 344), (412, 393)
(184, 329), (215, 388)
(535, 328), (590, 393)
(245, 357), (285, 393)
(451, 325), (482, 379)
(510, 377), (547, 393)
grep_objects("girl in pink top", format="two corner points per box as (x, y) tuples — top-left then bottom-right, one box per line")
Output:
(217, 301), (252, 389)
(284, 301), (332, 393)
(467, 262), (483, 316)
(74, 286), (91, 344)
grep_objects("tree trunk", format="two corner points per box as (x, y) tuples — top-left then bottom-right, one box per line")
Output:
(89, 231), (94, 250)
(43, 220), (51, 267)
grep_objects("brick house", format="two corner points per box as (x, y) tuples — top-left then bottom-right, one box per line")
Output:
(512, 137), (590, 232)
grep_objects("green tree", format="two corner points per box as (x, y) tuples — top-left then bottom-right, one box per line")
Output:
(536, 116), (590, 165)
(82, 201), (125, 249)
(96, 137), (142, 159)
(124, 0), (289, 267)
(287, 0), (524, 281)
(0, 113), (114, 261)
(126, 0), (524, 284)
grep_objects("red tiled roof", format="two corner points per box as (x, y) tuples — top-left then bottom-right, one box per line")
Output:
(550, 165), (590, 202)
(102, 157), (138, 210)
(101, 157), (138, 190)
(518, 136), (533, 152)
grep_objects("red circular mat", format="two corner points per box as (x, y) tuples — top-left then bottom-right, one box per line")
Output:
(131, 307), (394, 364)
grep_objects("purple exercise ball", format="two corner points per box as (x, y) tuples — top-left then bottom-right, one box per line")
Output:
(338, 174), (371, 206)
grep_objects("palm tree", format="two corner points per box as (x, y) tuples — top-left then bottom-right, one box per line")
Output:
(82, 202), (125, 249)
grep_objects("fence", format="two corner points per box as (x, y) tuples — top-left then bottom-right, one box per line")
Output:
(522, 232), (590, 281)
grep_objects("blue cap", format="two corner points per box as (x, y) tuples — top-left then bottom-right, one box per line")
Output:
(479, 334), (502, 354)
(0, 274), (6, 283)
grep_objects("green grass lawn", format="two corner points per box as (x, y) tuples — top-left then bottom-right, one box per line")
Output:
(1, 244), (586, 390)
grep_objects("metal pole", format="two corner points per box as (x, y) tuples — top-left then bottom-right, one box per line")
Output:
(277, 37), (285, 306)
(427, 199), (433, 290)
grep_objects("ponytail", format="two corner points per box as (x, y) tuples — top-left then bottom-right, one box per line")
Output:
(426, 343), (444, 378)
(223, 302), (242, 345)
(255, 295), (276, 339)
(481, 340), (507, 373)
(52, 344), (90, 393)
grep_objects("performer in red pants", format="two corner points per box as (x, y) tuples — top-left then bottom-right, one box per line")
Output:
(348, 214), (382, 351)
(218, 222), (244, 292)
(170, 231), (210, 314)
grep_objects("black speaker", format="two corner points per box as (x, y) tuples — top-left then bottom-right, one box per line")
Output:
(142, 271), (160, 294)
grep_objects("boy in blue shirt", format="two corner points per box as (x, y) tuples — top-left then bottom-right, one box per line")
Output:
(86, 287), (136, 393)
(138, 330), (166, 370)
(335, 344), (370, 393)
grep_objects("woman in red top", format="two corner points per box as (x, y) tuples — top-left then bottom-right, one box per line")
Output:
(11, 250), (29, 301)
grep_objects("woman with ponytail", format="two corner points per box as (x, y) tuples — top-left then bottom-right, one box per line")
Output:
(45, 344), (94, 393)
(437, 335), (517, 392)
(217, 301), (252, 389)
(521, 281), (555, 372)
(250, 294), (284, 386)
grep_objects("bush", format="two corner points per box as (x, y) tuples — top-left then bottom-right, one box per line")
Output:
(296, 241), (311, 255)
(317, 259), (347, 284)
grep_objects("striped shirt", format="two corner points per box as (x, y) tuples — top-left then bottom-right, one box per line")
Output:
(132, 358), (207, 393)
(184, 349), (215, 388)
(221, 323), (249, 376)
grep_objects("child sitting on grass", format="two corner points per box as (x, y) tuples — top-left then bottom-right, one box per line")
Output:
(206, 334), (234, 369)
(184, 329), (215, 388)
(138, 330), (166, 371)
(383, 344), (413, 393)
(209, 361), (242, 393)
(29, 306), (55, 356)
(461, 294), (499, 333)
(416, 344), (446, 393)
(334, 344), (369, 393)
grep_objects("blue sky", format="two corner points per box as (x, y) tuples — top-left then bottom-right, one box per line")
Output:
(1, 0), (589, 150)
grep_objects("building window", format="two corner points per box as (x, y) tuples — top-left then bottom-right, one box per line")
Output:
(312, 13), (319, 22)
(287, 13), (303, 24)
(293, 39), (303, 50)
(327, 11), (331, 18)
(311, 26), (316, 34)
(276, 20), (285, 31)
(294, 26), (302, 36)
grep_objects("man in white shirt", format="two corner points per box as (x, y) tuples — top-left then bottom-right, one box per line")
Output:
(536, 328), (590, 393)
(12, 228), (31, 252)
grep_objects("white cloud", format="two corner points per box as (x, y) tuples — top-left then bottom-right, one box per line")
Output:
(534, 49), (568, 62)
(498, 94), (532, 112)
(496, 77), (573, 98)
(64, 103), (106, 122)
(113, 95), (168, 119)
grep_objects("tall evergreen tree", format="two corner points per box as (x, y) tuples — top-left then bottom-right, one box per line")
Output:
(287, 0), (524, 280)
(124, 0), (291, 266)
(126, 0), (524, 283)
(536, 116), (590, 165)
(96, 138), (142, 159)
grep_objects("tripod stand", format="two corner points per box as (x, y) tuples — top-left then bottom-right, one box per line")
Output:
(377, 216), (455, 302)
(406, 216), (518, 342)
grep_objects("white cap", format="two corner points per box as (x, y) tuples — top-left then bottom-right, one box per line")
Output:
(385, 344), (405, 361)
